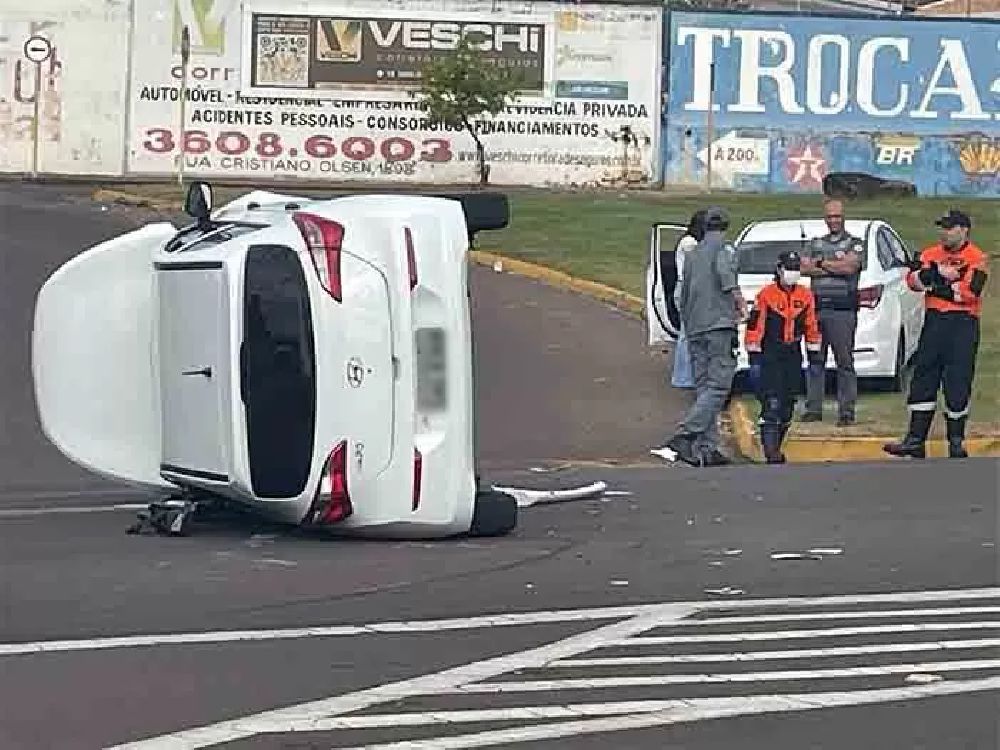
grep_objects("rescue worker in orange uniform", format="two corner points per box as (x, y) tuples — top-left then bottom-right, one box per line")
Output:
(884, 210), (989, 459)
(745, 250), (823, 463)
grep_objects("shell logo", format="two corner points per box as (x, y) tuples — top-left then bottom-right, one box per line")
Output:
(958, 141), (1000, 175)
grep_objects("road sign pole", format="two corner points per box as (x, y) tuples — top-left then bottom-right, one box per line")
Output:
(23, 34), (53, 179)
(31, 61), (41, 178)
(178, 26), (191, 188)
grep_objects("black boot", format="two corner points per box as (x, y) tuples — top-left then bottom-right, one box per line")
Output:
(777, 421), (792, 463)
(761, 423), (785, 464)
(947, 416), (968, 458)
(883, 410), (933, 459)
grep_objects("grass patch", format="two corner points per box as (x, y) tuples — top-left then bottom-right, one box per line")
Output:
(98, 182), (1000, 436)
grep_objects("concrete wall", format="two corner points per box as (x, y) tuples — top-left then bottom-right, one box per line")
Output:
(125, 0), (663, 187)
(661, 9), (1000, 196)
(2, 2), (997, 195)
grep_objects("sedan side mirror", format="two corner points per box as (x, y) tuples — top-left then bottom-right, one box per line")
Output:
(184, 181), (213, 227)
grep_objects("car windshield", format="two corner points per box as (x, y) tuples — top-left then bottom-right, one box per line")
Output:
(735, 238), (867, 274)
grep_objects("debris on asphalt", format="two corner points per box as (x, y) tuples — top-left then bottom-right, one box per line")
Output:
(493, 481), (608, 508)
(492, 260), (504, 273)
(905, 673), (943, 684)
(126, 495), (200, 536)
(247, 533), (278, 548)
(704, 586), (745, 596)
(771, 552), (824, 561)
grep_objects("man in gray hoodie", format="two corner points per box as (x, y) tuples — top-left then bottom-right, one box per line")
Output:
(657, 206), (747, 466)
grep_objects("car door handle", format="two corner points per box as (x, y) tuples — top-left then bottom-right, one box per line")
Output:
(182, 367), (212, 378)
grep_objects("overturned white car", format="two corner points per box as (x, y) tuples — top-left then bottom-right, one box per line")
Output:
(32, 182), (517, 538)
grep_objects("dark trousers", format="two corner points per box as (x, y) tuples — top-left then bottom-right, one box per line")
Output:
(805, 309), (858, 419)
(757, 345), (802, 428)
(906, 310), (979, 431)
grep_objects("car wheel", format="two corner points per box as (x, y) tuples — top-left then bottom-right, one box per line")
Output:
(469, 490), (518, 537)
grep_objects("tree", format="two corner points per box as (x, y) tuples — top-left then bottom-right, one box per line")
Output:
(418, 36), (523, 185)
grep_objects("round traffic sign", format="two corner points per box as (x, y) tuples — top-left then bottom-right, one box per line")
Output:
(23, 35), (52, 64)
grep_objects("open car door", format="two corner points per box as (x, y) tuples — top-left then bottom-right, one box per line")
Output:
(645, 222), (687, 347)
(32, 223), (179, 493)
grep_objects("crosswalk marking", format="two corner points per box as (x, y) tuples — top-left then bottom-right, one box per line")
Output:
(451, 658), (1000, 693)
(328, 678), (1000, 750)
(617, 620), (1000, 645)
(682, 605), (1000, 625)
(549, 637), (1000, 666)
(102, 587), (1000, 749)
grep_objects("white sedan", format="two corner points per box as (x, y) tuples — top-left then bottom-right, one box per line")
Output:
(646, 218), (925, 391)
(731, 219), (925, 389)
(31, 182), (518, 538)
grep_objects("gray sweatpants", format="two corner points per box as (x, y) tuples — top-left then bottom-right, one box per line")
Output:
(677, 328), (737, 452)
(805, 309), (858, 419)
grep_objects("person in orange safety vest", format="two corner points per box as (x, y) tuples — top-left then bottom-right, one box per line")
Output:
(884, 210), (989, 459)
(745, 250), (823, 464)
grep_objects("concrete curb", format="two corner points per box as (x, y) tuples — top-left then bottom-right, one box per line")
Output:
(87, 187), (1000, 463)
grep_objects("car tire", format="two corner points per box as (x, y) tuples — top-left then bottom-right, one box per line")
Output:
(469, 490), (518, 537)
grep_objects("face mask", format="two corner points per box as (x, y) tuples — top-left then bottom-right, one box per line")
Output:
(781, 270), (801, 285)
(941, 231), (963, 249)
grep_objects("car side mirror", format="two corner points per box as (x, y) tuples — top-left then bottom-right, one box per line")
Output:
(184, 181), (213, 227)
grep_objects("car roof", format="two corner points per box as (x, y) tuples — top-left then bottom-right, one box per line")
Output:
(739, 219), (874, 243)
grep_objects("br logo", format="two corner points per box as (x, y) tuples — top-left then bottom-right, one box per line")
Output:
(875, 138), (921, 167)
(173, 0), (236, 56)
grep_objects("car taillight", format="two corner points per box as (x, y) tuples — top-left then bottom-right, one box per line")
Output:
(292, 212), (344, 302)
(412, 447), (422, 511)
(311, 440), (352, 525)
(858, 284), (883, 309)
(404, 227), (418, 290)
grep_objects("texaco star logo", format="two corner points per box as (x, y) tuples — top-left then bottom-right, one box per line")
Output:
(346, 357), (364, 388)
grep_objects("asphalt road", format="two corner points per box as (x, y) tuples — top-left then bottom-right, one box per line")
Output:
(0, 182), (998, 750)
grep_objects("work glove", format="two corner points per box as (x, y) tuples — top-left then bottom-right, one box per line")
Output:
(917, 262), (944, 288)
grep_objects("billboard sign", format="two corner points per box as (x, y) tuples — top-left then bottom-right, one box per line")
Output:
(247, 14), (546, 92)
(665, 11), (1000, 133)
(126, 0), (662, 186)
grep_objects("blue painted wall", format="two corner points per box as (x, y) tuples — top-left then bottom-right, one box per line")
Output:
(660, 10), (1000, 196)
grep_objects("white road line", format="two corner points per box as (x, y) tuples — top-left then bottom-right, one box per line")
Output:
(691, 605), (1000, 625)
(284, 701), (672, 730)
(12, 586), (1000, 658)
(550, 637), (1000, 666)
(454, 657), (1000, 693)
(614, 620), (1000, 646)
(0, 503), (149, 518)
(102, 603), (699, 749)
(329, 677), (1000, 749)
(0, 604), (662, 658)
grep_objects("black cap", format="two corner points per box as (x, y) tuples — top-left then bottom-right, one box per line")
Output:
(935, 209), (971, 229)
(704, 205), (729, 230)
(778, 250), (801, 270)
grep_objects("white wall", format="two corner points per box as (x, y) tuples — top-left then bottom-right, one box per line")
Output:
(0, 0), (130, 175)
(0, 0), (663, 185)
